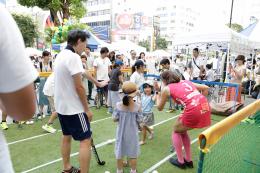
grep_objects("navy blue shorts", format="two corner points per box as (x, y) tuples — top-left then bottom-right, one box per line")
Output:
(97, 80), (108, 93)
(58, 113), (92, 141)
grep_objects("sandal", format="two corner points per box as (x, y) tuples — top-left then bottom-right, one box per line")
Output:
(62, 166), (80, 173)
(139, 141), (146, 145)
(123, 160), (129, 167)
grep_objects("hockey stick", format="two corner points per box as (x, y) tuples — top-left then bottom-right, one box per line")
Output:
(91, 138), (106, 165)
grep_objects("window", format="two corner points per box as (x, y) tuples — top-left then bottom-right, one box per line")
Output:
(160, 27), (167, 31)
(88, 20), (110, 27)
(160, 20), (168, 24)
(159, 13), (168, 17)
(171, 12), (176, 16)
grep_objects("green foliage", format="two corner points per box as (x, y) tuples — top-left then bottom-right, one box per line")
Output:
(44, 22), (91, 44)
(156, 37), (168, 50)
(12, 14), (38, 47)
(226, 23), (244, 32)
(138, 40), (150, 52)
(18, 0), (87, 25)
(70, 1), (87, 20)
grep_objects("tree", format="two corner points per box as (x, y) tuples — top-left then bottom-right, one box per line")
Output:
(45, 22), (91, 44)
(138, 40), (150, 52)
(156, 37), (168, 50)
(12, 14), (38, 47)
(18, 0), (87, 26)
(226, 23), (244, 32)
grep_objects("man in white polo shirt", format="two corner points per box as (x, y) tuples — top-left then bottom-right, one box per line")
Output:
(54, 30), (94, 173)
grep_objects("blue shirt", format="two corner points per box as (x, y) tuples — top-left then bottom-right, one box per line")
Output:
(141, 94), (155, 113)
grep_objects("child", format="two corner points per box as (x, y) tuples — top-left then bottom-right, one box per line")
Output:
(107, 60), (124, 114)
(140, 81), (157, 145)
(205, 64), (214, 81)
(42, 73), (57, 133)
(113, 81), (143, 173)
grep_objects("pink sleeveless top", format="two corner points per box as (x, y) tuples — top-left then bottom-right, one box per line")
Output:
(168, 80), (211, 128)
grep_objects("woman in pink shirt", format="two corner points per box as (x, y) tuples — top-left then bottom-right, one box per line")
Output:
(156, 70), (211, 169)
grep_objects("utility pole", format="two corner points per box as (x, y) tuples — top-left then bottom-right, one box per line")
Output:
(229, 0), (234, 28)
(223, 0), (234, 81)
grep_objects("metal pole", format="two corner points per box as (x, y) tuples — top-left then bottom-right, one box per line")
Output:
(223, 43), (230, 82)
(229, 0), (234, 28)
(249, 50), (257, 95)
(223, 0), (234, 82)
(197, 138), (206, 173)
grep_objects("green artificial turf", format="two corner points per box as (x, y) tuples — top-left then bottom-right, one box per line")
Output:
(3, 107), (228, 173)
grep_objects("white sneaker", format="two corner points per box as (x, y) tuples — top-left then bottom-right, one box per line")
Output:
(42, 124), (56, 133)
(26, 120), (34, 125)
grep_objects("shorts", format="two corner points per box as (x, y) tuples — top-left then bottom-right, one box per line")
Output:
(141, 112), (155, 127)
(58, 113), (92, 141)
(97, 80), (108, 93)
(47, 96), (55, 112)
(107, 90), (121, 108)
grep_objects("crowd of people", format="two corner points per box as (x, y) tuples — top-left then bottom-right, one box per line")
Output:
(1, 6), (260, 173)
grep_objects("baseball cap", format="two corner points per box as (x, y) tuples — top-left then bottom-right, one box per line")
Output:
(115, 59), (123, 66)
(143, 80), (154, 88)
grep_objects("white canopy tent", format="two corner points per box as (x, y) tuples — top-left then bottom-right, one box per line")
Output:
(151, 49), (171, 58)
(241, 21), (260, 49)
(173, 25), (256, 81)
(110, 40), (146, 55)
(173, 25), (254, 57)
(25, 47), (42, 56)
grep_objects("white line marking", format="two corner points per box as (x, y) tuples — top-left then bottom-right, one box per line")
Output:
(143, 138), (198, 173)
(8, 117), (112, 146)
(21, 115), (179, 173)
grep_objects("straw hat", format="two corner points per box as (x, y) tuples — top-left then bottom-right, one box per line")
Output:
(122, 81), (138, 97)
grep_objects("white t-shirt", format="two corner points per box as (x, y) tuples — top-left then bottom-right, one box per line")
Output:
(176, 59), (186, 74)
(93, 57), (111, 81)
(130, 71), (145, 89)
(54, 49), (85, 115)
(129, 58), (137, 67)
(87, 54), (95, 69)
(0, 7), (38, 173)
(206, 69), (215, 81)
(43, 73), (54, 97)
(190, 56), (206, 78)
